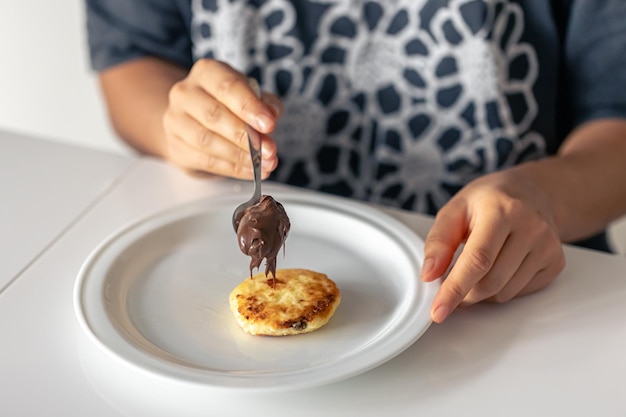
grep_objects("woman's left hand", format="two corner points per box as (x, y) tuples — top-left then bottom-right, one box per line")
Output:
(421, 167), (566, 323)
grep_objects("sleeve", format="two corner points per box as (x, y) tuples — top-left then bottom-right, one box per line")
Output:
(85, 0), (193, 71)
(564, 0), (626, 127)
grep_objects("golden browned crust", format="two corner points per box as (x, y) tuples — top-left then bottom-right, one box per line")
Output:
(229, 268), (341, 336)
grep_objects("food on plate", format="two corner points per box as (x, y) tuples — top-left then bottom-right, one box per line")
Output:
(229, 268), (341, 336)
(235, 195), (290, 279)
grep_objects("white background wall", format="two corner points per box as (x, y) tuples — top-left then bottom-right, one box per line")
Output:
(1, 2), (625, 253)
(0, 1), (128, 155)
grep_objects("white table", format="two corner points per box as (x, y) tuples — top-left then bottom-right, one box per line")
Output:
(0, 130), (133, 293)
(1, 135), (625, 416)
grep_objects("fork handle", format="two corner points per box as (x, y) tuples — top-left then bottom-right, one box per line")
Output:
(247, 124), (262, 203)
(247, 78), (263, 203)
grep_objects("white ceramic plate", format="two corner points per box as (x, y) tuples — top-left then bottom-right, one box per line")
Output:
(74, 192), (438, 391)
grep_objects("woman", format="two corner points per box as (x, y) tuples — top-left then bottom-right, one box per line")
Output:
(86, 0), (626, 322)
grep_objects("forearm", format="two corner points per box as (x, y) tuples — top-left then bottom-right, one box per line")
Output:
(514, 118), (626, 243)
(99, 57), (188, 157)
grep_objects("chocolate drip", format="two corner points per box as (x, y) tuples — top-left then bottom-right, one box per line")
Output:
(235, 195), (290, 278)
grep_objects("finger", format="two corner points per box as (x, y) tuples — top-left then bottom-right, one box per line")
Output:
(173, 118), (279, 178)
(487, 245), (564, 303)
(421, 203), (468, 282)
(516, 266), (560, 297)
(430, 210), (510, 323)
(169, 112), (251, 167)
(193, 60), (276, 133)
(260, 136), (279, 178)
(166, 131), (255, 179)
(262, 92), (283, 118)
(176, 85), (251, 151)
(460, 232), (528, 306)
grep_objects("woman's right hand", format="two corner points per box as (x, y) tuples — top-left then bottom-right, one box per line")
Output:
(162, 59), (282, 179)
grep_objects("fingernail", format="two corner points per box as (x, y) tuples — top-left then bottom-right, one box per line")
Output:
(255, 113), (274, 132)
(432, 305), (449, 323)
(421, 258), (434, 279)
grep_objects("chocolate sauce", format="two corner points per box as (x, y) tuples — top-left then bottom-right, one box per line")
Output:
(235, 195), (290, 278)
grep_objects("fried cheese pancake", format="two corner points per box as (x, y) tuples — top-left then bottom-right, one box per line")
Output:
(229, 269), (341, 336)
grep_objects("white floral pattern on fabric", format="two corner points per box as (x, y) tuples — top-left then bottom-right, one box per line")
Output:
(190, 0), (546, 214)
